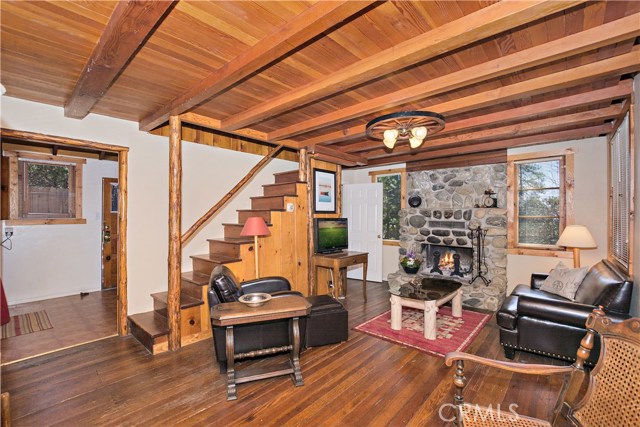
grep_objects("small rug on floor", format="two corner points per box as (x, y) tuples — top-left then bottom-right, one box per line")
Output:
(1, 310), (53, 339)
(354, 306), (491, 358)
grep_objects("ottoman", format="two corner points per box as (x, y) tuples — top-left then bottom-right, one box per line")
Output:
(304, 295), (348, 347)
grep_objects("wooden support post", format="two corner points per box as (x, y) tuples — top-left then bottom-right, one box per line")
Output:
(117, 150), (128, 335)
(300, 149), (315, 295)
(168, 115), (182, 351)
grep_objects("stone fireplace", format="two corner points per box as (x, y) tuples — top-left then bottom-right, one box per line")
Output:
(422, 243), (473, 280)
(387, 164), (508, 311)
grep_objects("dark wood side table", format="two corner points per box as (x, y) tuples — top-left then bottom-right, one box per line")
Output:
(313, 251), (368, 301)
(210, 295), (311, 400)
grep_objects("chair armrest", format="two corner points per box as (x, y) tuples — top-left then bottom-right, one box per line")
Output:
(270, 290), (304, 299)
(531, 273), (548, 290)
(517, 295), (597, 328)
(241, 276), (291, 294)
(445, 352), (574, 376)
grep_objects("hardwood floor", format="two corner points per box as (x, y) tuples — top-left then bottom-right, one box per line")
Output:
(1, 290), (117, 365)
(1, 280), (568, 426)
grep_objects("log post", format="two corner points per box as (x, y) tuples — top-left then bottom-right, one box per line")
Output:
(117, 150), (128, 335)
(301, 149), (316, 295)
(168, 115), (182, 351)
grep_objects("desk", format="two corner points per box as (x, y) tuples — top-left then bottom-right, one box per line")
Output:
(313, 251), (368, 301)
(210, 295), (311, 400)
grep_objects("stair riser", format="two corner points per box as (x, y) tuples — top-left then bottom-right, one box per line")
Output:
(208, 240), (241, 257)
(237, 210), (271, 224)
(128, 319), (163, 354)
(274, 170), (299, 184)
(181, 280), (204, 300)
(224, 224), (245, 239)
(263, 183), (297, 197)
(192, 258), (217, 275)
(251, 197), (284, 210)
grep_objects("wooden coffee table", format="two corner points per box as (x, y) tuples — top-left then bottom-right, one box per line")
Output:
(210, 295), (311, 400)
(389, 278), (463, 340)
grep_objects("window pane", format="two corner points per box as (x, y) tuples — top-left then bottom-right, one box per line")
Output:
(518, 189), (560, 216)
(378, 174), (401, 240)
(21, 162), (74, 217)
(518, 217), (560, 245)
(518, 160), (560, 189)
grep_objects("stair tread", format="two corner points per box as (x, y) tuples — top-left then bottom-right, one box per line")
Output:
(190, 253), (242, 264)
(262, 182), (303, 188)
(236, 208), (284, 213)
(151, 291), (203, 309)
(207, 237), (253, 244)
(222, 222), (272, 227)
(128, 311), (168, 338)
(250, 195), (285, 200)
(272, 170), (298, 176)
(181, 271), (210, 286)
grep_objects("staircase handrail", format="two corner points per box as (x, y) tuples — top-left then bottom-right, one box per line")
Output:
(181, 144), (284, 244)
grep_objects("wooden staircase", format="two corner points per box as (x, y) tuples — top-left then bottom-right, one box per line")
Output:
(128, 169), (308, 354)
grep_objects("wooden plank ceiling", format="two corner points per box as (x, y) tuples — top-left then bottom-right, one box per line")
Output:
(2, 0), (639, 168)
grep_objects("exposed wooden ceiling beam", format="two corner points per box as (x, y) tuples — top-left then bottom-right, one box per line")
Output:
(375, 124), (612, 168)
(178, 113), (301, 149)
(64, 0), (175, 119)
(309, 145), (367, 167)
(360, 105), (621, 160)
(220, 0), (584, 132)
(139, 1), (377, 132)
(272, 13), (640, 142)
(405, 150), (509, 172)
(343, 83), (632, 153)
(302, 52), (638, 149)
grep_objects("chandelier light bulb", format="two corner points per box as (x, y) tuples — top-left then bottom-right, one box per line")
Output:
(383, 137), (396, 149)
(411, 126), (427, 139)
(383, 129), (398, 142)
(409, 137), (423, 149)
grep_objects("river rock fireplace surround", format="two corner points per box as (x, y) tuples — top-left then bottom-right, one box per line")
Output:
(387, 164), (508, 311)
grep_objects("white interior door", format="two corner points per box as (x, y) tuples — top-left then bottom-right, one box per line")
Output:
(343, 183), (383, 282)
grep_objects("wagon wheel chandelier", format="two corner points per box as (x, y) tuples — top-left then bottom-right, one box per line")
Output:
(365, 111), (445, 149)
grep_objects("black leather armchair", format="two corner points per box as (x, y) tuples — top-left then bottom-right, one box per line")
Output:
(497, 259), (633, 363)
(207, 265), (305, 371)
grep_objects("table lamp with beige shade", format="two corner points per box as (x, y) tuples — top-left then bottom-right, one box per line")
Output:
(240, 217), (270, 278)
(556, 224), (597, 268)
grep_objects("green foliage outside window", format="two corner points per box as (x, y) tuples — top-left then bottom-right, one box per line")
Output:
(517, 160), (561, 246)
(28, 163), (69, 188)
(377, 174), (401, 240)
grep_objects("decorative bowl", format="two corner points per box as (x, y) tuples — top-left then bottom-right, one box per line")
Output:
(238, 293), (272, 307)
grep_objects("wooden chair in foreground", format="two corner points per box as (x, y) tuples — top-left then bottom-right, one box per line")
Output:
(444, 307), (640, 427)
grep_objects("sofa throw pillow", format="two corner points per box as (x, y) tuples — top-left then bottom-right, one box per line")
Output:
(540, 261), (588, 301)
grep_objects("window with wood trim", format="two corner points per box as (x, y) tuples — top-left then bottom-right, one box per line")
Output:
(2, 151), (85, 225)
(507, 150), (574, 254)
(370, 168), (406, 244)
(609, 113), (632, 270)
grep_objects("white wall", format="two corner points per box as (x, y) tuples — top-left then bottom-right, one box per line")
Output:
(506, 137), (609, 292)
(2, 159), (118, 303)
(342, 164), (406, 280)
(1, 97), (297, 314)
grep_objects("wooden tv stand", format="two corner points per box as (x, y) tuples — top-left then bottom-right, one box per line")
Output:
(313, 251), (368, 301)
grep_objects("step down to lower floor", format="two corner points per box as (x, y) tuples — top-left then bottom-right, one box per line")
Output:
(128, 311), (169, 354)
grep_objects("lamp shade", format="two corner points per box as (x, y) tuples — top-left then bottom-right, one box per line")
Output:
(556, 225), (597, 248)
(240, 217), (270, 237)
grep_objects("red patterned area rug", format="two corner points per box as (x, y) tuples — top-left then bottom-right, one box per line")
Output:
(1, 310), (53, 339)
(354, 306), (491, 358)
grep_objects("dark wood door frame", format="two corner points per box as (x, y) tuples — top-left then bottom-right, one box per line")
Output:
(0, 128), (130, 336)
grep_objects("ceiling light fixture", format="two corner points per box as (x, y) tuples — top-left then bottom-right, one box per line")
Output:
(365, 111), (445, 149)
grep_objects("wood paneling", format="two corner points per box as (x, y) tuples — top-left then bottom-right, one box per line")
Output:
(2, 1), (639, 165)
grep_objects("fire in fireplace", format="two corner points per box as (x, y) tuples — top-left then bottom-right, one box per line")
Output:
(421, 244), (473, 279)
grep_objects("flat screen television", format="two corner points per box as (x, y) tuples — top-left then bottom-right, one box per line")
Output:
(314, 218), (349, 254)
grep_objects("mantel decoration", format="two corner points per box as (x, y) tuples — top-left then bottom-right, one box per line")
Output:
(400, 247), (422, 274)
(365, 111), (445, 149)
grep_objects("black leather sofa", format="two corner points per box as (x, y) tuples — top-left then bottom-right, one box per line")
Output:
(497, 259), (633, 363)
(208, 265), (348, 370)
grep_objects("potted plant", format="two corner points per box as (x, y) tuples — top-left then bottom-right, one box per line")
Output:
(400, 249), (422, 274)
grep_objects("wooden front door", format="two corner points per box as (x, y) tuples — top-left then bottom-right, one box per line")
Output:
(102, 178), (118, 289)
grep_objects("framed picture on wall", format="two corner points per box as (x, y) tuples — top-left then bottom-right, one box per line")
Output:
(313, 168), (336, 213)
